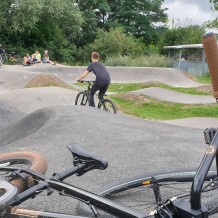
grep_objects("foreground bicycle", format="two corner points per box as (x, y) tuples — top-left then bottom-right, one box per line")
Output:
(0, 46), (21, 65)
(1, 127), (218, 217)
(75, 80), (117, 114)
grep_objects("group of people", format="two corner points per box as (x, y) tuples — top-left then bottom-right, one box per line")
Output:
(23, 50), (55, 66)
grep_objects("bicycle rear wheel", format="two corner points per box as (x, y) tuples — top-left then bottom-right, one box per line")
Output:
(99, 99), (116, 114)
(0, 151), (47, 193)
(77, 169), (218, 217)
(75, 91), (89, 106)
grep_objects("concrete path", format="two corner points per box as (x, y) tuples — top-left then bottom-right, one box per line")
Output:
(133, 87), (216, 104)
(159, 117), (218, 129)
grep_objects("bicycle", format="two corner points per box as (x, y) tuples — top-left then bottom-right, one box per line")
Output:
(0, 47), (21, 65)
(75, 80), (117, 114)
(1, 127), (218, 217)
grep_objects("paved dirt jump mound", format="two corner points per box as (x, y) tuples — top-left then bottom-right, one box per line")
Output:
(0, 101), (24, 131)
(25, 74), (67, 88)
(0, 108), (54, 146)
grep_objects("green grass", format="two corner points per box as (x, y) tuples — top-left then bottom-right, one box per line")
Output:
(73, 78), (216, 120)
(111, 95), (218, 120)
(196, 73), (211, 84)
(108, 83), (212, 95)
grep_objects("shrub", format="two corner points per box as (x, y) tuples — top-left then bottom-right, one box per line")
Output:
(85, 27), (145, 61)
(105, 54), (168, 67)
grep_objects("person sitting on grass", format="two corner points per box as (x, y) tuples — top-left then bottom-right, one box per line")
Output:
(23, 53), (32, 66)
(42, 50), (56, 65)
(31, 50), (41, 63)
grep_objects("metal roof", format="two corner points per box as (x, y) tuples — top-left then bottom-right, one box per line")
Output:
(164, 44), (203, 49)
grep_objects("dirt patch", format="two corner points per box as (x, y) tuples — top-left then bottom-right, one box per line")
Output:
(25, 74), (67, 88)
(140, 81), (161, 86)
(116, 93), (151, 104)
(195, 85), (213, 93)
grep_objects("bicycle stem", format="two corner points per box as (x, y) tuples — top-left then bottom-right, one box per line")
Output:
(191, 130), (218, 210)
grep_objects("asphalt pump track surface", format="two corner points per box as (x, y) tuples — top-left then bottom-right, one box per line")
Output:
(0, 64), (218, 214)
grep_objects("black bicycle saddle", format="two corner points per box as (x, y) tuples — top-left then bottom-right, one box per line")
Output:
(67, 144), (108, 175)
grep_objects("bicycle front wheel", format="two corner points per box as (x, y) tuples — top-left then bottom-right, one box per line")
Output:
(0, 151), (47, 193)
(99, 99), (116, 114)
(77, 169), (218, 217)
(75, 91), (89, 106)
(8, 55), (21, 65)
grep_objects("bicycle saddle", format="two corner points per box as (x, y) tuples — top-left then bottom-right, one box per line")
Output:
(67, 144), (108, 176)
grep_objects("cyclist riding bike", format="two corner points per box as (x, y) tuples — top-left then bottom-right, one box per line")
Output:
(77, 52), (111, 107)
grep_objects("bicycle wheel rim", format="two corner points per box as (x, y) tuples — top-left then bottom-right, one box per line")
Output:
(99, 99), (116, 114)
(76, 170), (217, 217)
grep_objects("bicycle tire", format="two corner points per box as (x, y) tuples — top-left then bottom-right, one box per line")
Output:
(76, 169), (218, 217)
(0, 54), (6, 63)
(0, 151), (47, 193)
(8, 55), (21, 65)
(99, 99), (116, 114)
(75, 91), (89, 106)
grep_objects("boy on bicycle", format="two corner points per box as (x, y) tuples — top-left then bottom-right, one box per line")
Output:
(77, 52), (111, 107)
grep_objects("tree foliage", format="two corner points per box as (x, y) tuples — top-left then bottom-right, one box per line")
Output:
(85, 28), (145, 61)
(0, 0), (83, 62)
(158, 25), (205, 54)
(0, 0), (206, 64)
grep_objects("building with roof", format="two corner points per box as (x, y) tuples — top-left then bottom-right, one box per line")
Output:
(164, 44), (209, 76)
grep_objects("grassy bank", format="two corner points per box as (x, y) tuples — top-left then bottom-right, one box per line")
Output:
(111, 94), (217, 120)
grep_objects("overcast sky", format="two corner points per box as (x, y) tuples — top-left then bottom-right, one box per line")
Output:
(162, 0), (218, 27)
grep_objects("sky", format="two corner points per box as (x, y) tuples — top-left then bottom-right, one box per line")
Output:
(162, 0), (218, 28)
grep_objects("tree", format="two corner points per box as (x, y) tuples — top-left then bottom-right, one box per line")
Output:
(75, 0), (110, 47)
(205, 0), (218, 29)
(106, 0), (168, 44)
(210, 0), (218, 10)
(158, 25), (205, 55)
(0, 1), (83, 45)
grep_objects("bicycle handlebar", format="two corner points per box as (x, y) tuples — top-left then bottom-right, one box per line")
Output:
(78, 80), (95, 83)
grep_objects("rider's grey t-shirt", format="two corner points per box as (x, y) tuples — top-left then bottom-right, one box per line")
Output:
(87, 61), (110, 86)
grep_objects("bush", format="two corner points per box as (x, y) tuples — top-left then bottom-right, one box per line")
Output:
(105, 54), (168, 67)
(85, 27), (145, 61)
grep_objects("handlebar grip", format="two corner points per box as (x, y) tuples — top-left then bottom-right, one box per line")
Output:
(202, 32), (218, 99)
(0, 180), (18, 209)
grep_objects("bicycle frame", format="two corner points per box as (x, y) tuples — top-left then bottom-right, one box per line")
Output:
(1, 163), (147, 218)
(1, 129), (218, 218)
(79, 80), (107, 106)
(172, 128), (218, 217)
